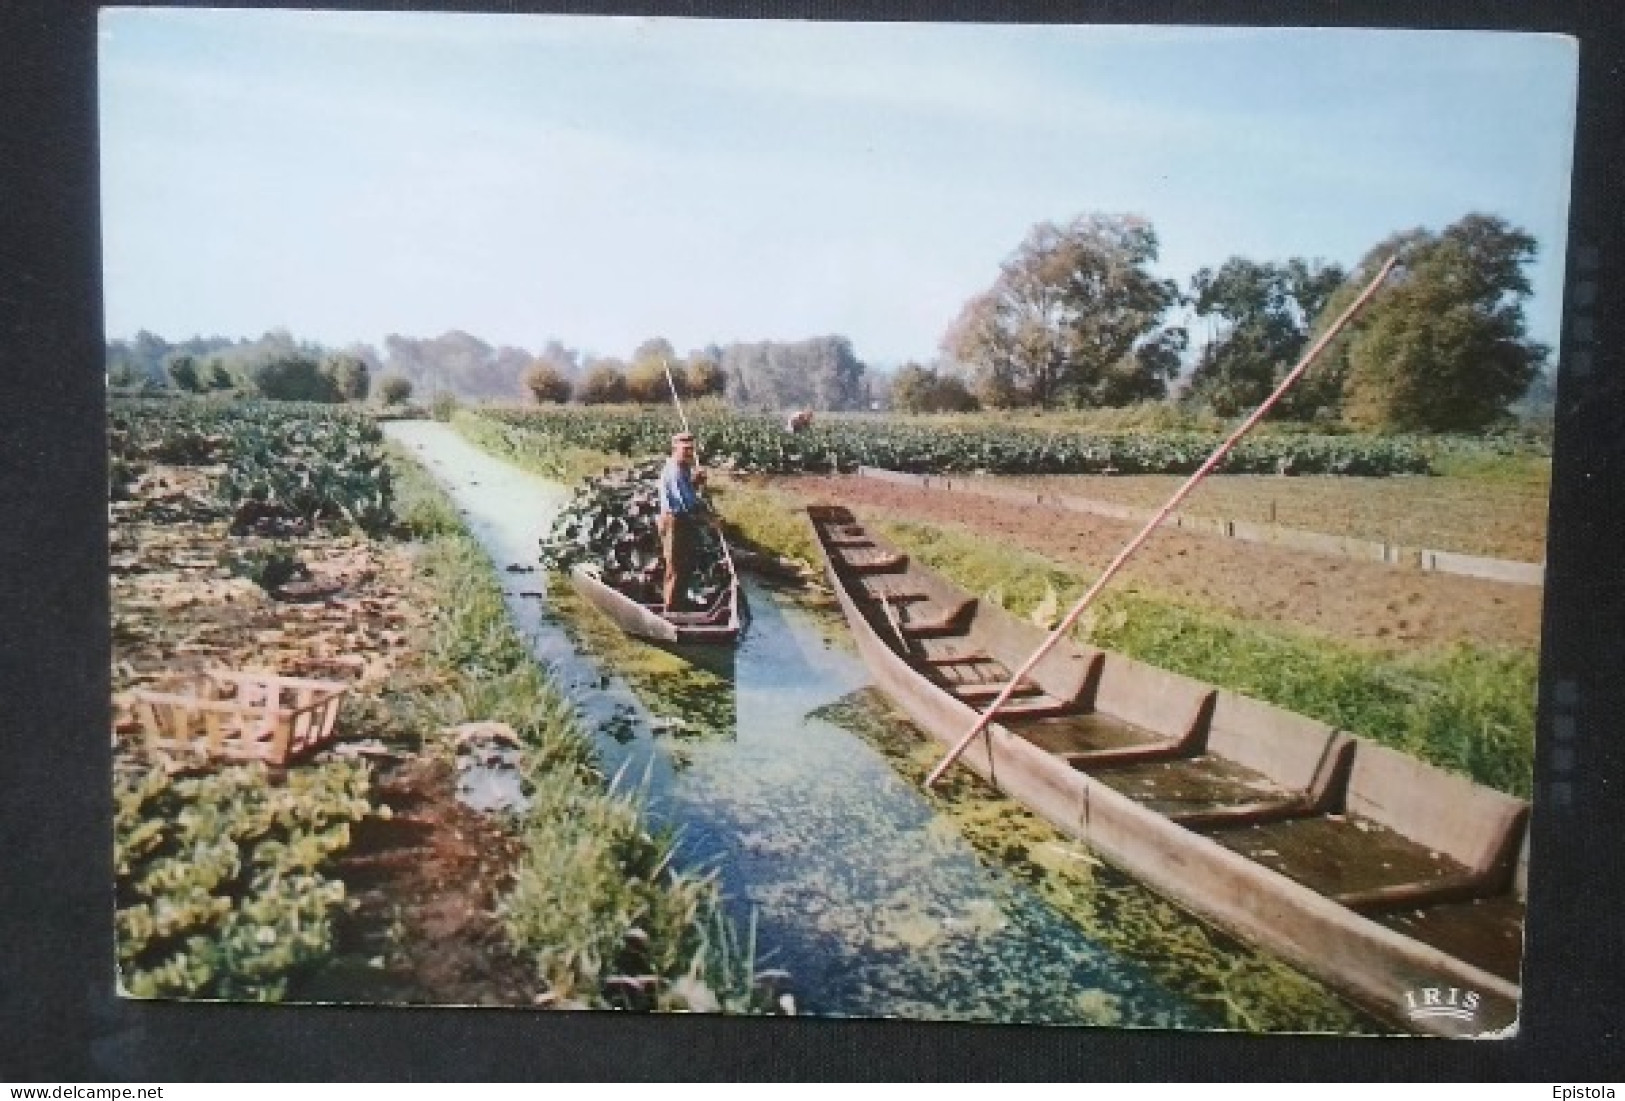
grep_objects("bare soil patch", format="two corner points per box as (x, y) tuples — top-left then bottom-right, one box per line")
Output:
(778, 476), (1543, 651)
(971, 473), (1549, 562)
(326, 755), (541, 1005)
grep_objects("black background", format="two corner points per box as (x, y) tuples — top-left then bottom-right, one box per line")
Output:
(3, 0), (1621, 1081)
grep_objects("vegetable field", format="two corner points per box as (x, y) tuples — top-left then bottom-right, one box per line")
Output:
(470, 407), (1435, 477)
(971, 472), (1550, 562)
(110, 398), (395, 536)
(109, 398), (761, 1010)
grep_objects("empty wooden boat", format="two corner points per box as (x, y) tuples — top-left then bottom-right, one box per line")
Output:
(808, 504), (1527, 1036)
(569, 562), (742, 645)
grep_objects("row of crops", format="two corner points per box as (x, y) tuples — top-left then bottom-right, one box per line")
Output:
(115, 762), (378, 999)
(109, 397), (395, 534)
(471, 407), (1434, 477)
(111, 397), (396, 999)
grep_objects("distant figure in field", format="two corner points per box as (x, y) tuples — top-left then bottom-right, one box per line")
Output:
(785, 409), (814, 434)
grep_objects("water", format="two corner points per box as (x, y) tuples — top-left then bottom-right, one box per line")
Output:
(386, 421), (1371, 1031)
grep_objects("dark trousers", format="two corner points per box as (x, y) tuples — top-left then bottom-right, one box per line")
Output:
(659, 512), (699, 610)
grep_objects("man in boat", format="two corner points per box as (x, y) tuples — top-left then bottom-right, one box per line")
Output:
(657, 432), (709, 611)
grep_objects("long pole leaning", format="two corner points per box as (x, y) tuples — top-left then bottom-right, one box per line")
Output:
(661, 358), (740, 578)
(923, 253), (1399, 790)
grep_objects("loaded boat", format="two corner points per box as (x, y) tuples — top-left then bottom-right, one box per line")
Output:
(569, 560), (743, 646)
(808, 504), (1528, 1036)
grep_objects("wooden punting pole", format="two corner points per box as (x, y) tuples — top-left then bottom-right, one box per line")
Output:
(924, 253), (1400, 790)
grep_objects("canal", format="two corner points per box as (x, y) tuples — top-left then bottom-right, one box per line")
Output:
(386, 419), (1371, 1032)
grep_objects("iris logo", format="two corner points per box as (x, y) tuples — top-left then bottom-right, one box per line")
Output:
(1403, 985), (1481, 1022)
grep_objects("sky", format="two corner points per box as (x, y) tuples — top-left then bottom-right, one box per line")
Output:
(98, 11), (1580, 368)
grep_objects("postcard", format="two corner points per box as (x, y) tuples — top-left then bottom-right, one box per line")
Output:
(102, 10), (1575, 1038)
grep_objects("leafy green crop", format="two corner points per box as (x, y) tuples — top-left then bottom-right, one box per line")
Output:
(114, 760), (381, 1001)
(470, 407), (1437, 477)
(109, 397), (395, 535)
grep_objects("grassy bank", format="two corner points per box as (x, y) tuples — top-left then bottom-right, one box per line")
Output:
(388, 448), (771, 1011)
(452, 408), (619, 485)
(884, 520), (1536, 798)
(708, 482), (1534, 797)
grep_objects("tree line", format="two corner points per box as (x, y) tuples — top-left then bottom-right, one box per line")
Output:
(909, 210), (1550, 432)
(110, 207), (1550, 432)
(107, 328), (870, 413)
(107, 328), (380, 404)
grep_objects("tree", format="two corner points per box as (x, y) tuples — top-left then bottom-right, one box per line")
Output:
(165, 354), (203, 393)
(1322, 214), (1545, 432)
(107, 361), (145, 389)
(624, 360), (672, 404)
(521, 361), (572, 404)
(685, 355), (727, 398)
(381, 331), (521, 400)
(719, 336), (868, 410)
(1183, 257), (1346, 418)
(377, 374), (414, 406)
(537, 340), (581, 377)
(251, 356), (341, 402)
(932, 374), (980, 413)
(205, 359), (236, 391)
(889, 364), (938, 413)
(577, 361), (629, 404)
(941, 214), (1179, 409)
(1091, 328), (1187, 407)
(889, 363), (981, 413)
(322, 355), (371, 402)
(632, 337), (677, 369)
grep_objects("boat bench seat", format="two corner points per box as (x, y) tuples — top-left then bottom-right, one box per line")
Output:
(1210, 811), (1500, 915)
(1207, 741), (1527, 913)
(894, 599), (976, 638)
(951, 679), (1043, 702)
(916, 648), (992, 666)
(1090, 754), (1321, 830)
(842, 550), (909, 573)
(1002, 711), (1180, 763)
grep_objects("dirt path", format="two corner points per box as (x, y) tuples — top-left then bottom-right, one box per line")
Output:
(777, 476), (1543, 651)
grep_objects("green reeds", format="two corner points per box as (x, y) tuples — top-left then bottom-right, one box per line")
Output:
(452, 409), (620, 486)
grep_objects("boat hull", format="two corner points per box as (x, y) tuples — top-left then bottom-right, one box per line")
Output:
(809, 504), (1524, 1037)
(570, 564), (742, 646)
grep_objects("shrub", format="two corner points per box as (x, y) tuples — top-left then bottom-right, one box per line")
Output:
(577, 365), (628, 405)
(251, 356), (341, 403)
(522, 362), (572, 404)
(377, 374), (414, 406)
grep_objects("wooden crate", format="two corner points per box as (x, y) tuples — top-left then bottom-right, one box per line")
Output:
(131, 671), (348, 766)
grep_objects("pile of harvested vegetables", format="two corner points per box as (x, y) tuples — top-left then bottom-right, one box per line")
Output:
(538, 461), (731, 607)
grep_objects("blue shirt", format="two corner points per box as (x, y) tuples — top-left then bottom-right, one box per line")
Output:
(658, 458), (703, 516)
